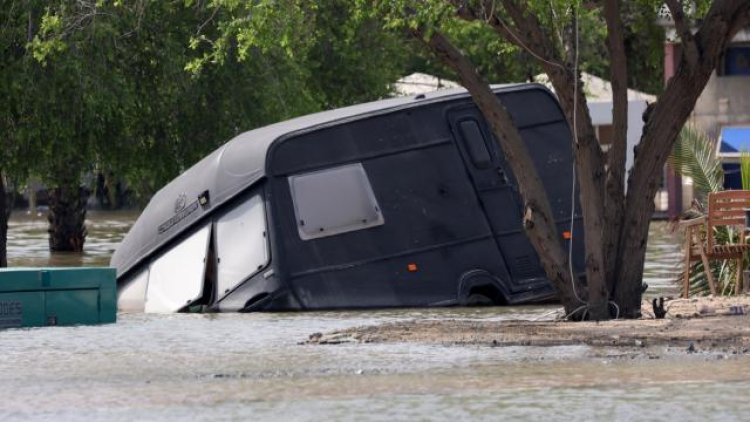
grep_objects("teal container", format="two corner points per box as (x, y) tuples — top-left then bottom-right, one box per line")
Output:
(0, 267), (116, 329)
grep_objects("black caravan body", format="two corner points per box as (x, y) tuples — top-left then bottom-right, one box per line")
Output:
(112, 84), (585, 313)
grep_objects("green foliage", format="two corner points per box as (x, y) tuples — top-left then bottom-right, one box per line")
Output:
(668, 125), (724, 201)
(0, 0), (673, 203)
(669, 125), (746, 296)
(740, 151), (750, 190)
(185, 0), (316, 74)
(305, 1), (409, 107)
(364, 0), (662, 95)
(189, 0), (409, 111)
(684, 255), (739, 297)
(1, 0), (411, 205)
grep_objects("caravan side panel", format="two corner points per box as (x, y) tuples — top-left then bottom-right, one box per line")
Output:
(267, 101), (515, 308)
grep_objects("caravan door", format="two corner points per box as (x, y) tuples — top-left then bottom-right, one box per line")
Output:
(447, 106), (546, 285)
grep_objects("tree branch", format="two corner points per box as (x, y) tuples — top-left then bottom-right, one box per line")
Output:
(414, 27), (585, 313)
(615, 0), (750, 311)
(500, 0), (564, 65)
(601, 0), (628, 290)
(665, 0), (699, 67)
(443, 0), (624, 317)
(449, 0), (611, 316)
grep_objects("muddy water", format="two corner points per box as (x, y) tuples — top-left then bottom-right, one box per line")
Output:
(4, 215), (746, 421)
(7, 212), (683, 295)
(6, 210), (135, 268)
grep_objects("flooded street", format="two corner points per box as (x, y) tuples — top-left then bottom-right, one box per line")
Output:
(6, 210), (135, 268)
(3, 213), (749, 421)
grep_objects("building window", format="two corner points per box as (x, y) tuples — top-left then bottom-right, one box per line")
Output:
(722, 46), (750, 76)
(717, 126), (750, 158)
(289, 163), (384, 240)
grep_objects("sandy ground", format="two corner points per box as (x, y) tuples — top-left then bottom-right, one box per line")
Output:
(307, 296), (750, 355)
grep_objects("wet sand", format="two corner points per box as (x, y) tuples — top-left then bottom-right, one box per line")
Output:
(308, 297), (750, 356)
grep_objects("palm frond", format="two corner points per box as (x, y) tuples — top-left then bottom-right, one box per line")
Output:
(676, 225), (742, 297)
(668, 125), (724, 200)
(669, 126), (744, 297)
(740, 151), (750, 190)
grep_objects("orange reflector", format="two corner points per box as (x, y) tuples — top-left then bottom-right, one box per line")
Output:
(562, 231), (572, 240)
(407, 263), (418, 272)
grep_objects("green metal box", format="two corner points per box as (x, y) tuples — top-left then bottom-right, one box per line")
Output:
(0, 267), (116, 329)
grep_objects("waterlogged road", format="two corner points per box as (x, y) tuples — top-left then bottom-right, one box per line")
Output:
(5, 214), (746, 421)
(3, 309), (750, 421)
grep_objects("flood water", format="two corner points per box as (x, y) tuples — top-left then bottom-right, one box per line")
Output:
(3, 212), (749, 421)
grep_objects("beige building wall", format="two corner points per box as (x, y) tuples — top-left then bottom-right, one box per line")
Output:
(685, 31), (750, 210)
(691, 74), (750, 137)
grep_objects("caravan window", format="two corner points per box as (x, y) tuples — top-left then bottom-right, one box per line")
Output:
(289, 163), (384, 240)
(459, 119), (492, 169)
(145, 224), (211, 313)
(215, 194), (269, 295)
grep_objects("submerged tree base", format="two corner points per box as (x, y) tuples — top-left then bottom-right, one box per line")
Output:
(47, 186), (89, 252)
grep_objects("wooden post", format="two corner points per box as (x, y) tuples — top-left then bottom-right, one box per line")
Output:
(736, 257), (744, 295)
(683, 227), (692, 298)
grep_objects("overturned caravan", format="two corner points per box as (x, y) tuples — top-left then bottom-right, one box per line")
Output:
(112, 84), (585, 313)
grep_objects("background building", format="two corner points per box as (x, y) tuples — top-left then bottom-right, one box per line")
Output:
(660, 4), (750, 215)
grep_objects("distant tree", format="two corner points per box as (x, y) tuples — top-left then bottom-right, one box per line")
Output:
(0, 1), (45, 264)
(0, 0), (411, 259)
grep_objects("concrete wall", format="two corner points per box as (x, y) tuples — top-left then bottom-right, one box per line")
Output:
(692, 73), (750, 137)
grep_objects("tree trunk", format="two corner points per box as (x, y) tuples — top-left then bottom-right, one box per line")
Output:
(421, 30), (588, 318)
(462, 1), (611, 319)
(105, 173), (119, 210)
(47, 185), (89, 252)
(0, 174), (8, 268)
(544, 66), (610, 320)
(612, 2), (750, 317)
(492, 2), (612, 319)
(443, 0), (750, 319)
(601, 0), (629, 296)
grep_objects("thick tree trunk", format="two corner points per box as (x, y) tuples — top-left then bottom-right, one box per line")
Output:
(544, 66), (610, 319)
(422, 30), (587, 317)
(105, 173), (120, 210)
(614, 79), (708, 317)
(601, 0), (628, 296)
(503, 3), (612, 319)
(449, 2), (611, 319)
(47, 185), (89, 252)
(0, 175), (8, 268)
(614, 1), (750, 317)
(447, 0), (750, 319)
